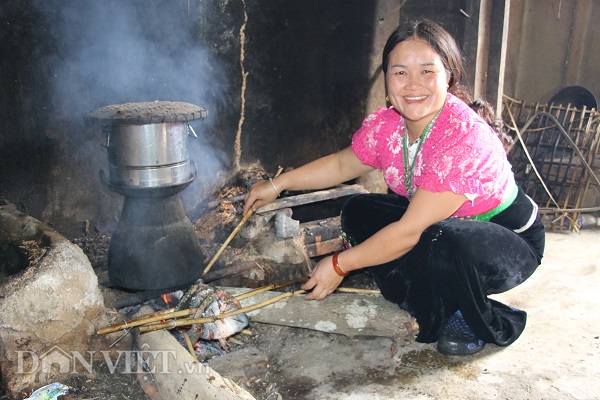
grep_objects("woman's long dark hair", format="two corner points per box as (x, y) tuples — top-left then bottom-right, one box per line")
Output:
(382, 19), (512, 149)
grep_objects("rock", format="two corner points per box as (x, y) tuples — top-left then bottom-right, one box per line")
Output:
(0, 206), (107, 397)
(225, 287), (415, 339)
(208, 346), (269, 384)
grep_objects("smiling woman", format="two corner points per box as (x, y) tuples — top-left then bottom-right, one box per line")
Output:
(241, 19), (545, 357)
(384, 39), (450, 140)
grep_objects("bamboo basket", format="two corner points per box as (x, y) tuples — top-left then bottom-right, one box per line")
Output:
(502, 95), (600, 231)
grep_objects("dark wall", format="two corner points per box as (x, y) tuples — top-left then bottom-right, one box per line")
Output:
(0, 3), (58, 220)
(3, 0), (588, 240)
(0, 0), (244, 236)
(0, 0), (378, 238)
(241, 1), (377, 170)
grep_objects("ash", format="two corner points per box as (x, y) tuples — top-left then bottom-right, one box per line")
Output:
(72, 233), (111, 269)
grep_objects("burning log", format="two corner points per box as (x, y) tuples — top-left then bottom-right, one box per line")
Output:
(132, 307), (255, 400)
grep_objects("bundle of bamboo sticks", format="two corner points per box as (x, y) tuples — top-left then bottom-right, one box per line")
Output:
(97, 279), (380, 336)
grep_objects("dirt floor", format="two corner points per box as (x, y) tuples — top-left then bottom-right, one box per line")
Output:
(234, 229), (600, 400)
(0, 363), (151, 400)
(3, 229), (598, 400)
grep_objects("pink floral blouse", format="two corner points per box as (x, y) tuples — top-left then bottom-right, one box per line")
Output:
(351, 93), (516, 218)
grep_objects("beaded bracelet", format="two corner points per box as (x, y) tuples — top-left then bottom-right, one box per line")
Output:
(332, 252), (348, 277)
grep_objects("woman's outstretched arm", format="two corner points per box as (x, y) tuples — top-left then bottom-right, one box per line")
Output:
(243, 146), (374, 214)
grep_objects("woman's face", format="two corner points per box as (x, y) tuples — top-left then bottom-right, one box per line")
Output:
(385, 39), (450, 132)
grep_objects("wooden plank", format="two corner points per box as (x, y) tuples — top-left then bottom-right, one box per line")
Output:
(305, 237), (344, 258)
(486, 0), (510, 113)
(463, 0), (482, 96)
(254, 184), (367, 214)
(133, 306), (256, 400)
(302, 216), (341, 243)
(301, 216), (344, 257)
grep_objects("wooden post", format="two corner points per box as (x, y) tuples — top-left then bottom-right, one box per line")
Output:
(486, 0), (510, 115)
(463, 0), (510, 115)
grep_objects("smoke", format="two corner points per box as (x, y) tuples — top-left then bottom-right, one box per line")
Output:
(34, 0), (229, 208)
(38, 0), (225, 117)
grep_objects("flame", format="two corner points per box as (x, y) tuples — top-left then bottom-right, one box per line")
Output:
(161, 293), (170, 306)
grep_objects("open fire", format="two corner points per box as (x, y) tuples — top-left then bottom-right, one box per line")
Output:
(1, 160), (376, 398)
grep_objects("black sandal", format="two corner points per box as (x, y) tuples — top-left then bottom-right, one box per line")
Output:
(437, 310), (485, 356)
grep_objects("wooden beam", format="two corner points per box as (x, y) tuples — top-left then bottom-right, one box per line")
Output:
(463, 0), (482, 94)
(486, 0), (510, 114)
(563, 0), (593, 86)
(305, 237), (344, 258)
(254, 184), (367, 214)
(301, 216), (344, 257)
(133, 308), (255, 400)
(463, 0), (510, 114)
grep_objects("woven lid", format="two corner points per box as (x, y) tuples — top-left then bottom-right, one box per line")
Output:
(85, 101), (208, 126)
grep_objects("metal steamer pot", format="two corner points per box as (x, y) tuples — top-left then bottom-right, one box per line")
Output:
(86, 101), (208, 291)
(87, 101), (208, 197)
(103, 122), (196, 190)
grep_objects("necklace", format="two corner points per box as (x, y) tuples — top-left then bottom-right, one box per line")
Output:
(402, 108), (443, 198)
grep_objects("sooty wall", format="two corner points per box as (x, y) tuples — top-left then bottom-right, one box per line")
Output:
(0, 0), (379, 238)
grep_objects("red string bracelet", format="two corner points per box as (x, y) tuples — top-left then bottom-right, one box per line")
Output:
(332, 252), (348, 277)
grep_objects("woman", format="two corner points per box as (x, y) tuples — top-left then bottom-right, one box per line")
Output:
(243, 19), (545, 356)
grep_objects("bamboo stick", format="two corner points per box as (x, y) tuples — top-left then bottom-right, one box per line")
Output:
(182, 331), (198, 360)
(228, 337), (243, 346)
(139, 289), (306, 333)
(336, 287), (380, 295)
(97, 282), (380, 336)
(202, 166), (283, 275)
(233, 279), (380, 299)
(97, 308), (196, 335)
(233, 278), (306, 300)
(97, 278), (298, 335)
(126, 307), (176, 322)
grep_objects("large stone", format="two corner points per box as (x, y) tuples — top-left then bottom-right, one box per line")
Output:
(225, 287), (415, 339)
(0, 204), (107, 397)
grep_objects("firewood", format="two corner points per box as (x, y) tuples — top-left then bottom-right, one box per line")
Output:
(138, 290), (306, 333)
(97, 281), (380, 335)
(203, 167), (283, 275)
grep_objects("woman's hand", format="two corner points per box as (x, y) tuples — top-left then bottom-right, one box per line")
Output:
(301, 255), (344, 300)
(243, 178), (280, 215)
(300, 189), (468, 301)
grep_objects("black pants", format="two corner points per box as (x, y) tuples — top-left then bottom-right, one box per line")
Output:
(340, 187), (545, 346)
